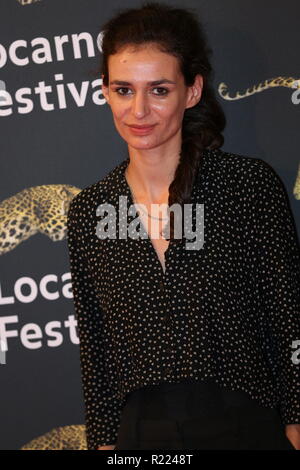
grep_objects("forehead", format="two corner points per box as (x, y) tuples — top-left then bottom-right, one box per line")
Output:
(107, 44), (181, 78)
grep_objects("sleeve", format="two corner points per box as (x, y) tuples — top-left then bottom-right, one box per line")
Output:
(253, 160), (300, 425)
(66, 197), (125, 449)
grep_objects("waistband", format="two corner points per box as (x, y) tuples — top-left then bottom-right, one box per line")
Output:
(125, 377), (276, 411)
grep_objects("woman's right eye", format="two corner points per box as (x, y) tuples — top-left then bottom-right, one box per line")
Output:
(115, 87), (132, 96)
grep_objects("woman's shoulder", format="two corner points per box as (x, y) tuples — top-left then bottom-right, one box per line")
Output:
(203, 147), (285, 194)
(204, 147), (278, 176)
(67, 158), (127, 222)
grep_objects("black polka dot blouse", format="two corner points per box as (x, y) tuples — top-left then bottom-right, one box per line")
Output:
(66, 147), (300, 450)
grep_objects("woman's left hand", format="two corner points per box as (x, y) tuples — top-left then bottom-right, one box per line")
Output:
(285, 424), (300, 450)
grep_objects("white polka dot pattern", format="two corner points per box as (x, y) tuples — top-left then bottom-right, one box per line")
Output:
(66, 148), (300, 450)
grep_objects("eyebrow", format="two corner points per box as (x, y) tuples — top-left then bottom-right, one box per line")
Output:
(109, 79), (176, 86)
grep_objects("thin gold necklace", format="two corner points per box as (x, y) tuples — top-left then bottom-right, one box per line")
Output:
(130, 187), (169, 221)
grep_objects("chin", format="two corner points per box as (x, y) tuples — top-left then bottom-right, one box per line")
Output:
(128, 141), (159, 150)
(124, 135), (158, 147)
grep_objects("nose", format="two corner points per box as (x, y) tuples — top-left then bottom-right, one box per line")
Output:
(132, 91), (149, 118)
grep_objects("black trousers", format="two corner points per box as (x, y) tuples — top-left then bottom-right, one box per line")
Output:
(115, 378), (296, 450)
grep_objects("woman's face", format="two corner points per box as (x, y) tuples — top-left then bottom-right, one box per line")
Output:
(101, 43), (203, 152)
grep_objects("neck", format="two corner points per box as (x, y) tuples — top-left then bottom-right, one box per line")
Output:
(125, 150), (180, 203)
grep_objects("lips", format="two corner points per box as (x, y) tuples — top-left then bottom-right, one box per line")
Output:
(128, 124), (156, 135)
(128, 124), (156, 128)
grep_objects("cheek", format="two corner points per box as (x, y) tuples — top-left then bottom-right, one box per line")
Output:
(111, 108), (127, 125)
(152, 97), (185, 119)
(109, 98), (127, 118)
(155, 106), (184, 128)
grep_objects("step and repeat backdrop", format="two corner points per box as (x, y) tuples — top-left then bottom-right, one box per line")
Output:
(0, 0), (299, 450)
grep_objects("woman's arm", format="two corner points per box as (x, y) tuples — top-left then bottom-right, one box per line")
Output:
(252, 160), (300, 431)
(67, 196), (123, 450)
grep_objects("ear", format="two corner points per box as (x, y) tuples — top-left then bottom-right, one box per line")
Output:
(185, 74), (203, 110)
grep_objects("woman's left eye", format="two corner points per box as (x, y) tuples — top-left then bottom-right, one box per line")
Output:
(152, 87), (169, 95)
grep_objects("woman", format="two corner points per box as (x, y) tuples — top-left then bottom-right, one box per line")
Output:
(67, 2), (300, 450)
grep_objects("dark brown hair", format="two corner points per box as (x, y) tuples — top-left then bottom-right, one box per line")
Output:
(97, 1), (226, 240)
